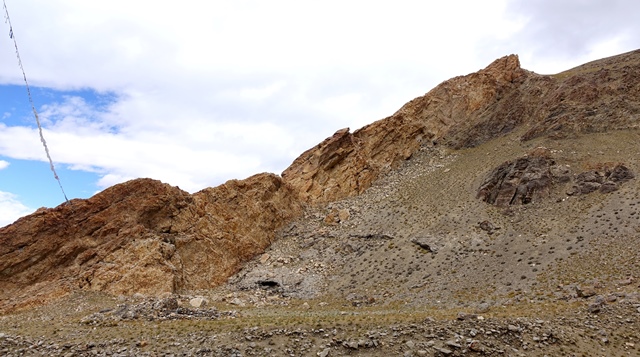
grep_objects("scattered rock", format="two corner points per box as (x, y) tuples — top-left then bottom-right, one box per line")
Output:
(434, 346), (453, 355)
(507, 324), (520, 332)
(478, 220), (500, 234)
(588, 302), (602, 314)
(259, 254), (270, 264)
(456, 312), (478, 320)
(617, 277), (634, 286)
(445, 340), (462, 349)
(468, 340), (485, 352)
(189, 297), (207, 308)
(80, 297), (234, 325)
(577, 286), (597, 298)
(229, 298), (245, 307)
(410, 236), (440, 253)
(152, 297), (178, 311)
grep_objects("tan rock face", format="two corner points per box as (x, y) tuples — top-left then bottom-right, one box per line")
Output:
(0, 174), (302, 311)
(171, 173), (303, 288)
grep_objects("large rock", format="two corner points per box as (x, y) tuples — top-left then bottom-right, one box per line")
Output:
(568, 163), (635, 195)
(478, 151), (635, 206)
(0, 174), (303, 311)
(476, 149), (556, 206)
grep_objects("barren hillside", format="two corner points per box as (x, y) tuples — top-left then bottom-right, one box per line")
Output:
(1, 50), (640, 356)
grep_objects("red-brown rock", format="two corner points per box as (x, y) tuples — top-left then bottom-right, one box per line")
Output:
(0, 174), (302, 312)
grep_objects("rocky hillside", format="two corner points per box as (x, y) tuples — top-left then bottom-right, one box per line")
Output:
(283, 50), (640, 203)
(1, 49), (640, 356)
(0, 173), (302, 311)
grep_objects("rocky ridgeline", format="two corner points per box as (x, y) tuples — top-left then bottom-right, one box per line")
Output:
(283, 50), (640, 204)
(1, 49), (640, 311)
(282, 54), (528, 203)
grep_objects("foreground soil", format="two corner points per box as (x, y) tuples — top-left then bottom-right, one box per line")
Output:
(1, 291), (639, 357)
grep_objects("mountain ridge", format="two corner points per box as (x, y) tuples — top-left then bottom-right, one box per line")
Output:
(1, 49), (639, 322)
(2, 49), (640, 356)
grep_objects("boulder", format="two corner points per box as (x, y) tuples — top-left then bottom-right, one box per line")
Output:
(477, 155), (554, 206)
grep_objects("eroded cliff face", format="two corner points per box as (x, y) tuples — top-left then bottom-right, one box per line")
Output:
(170, 173), (303, 289)
(283, 50), (640, 204)
(0, 174), (302, 311)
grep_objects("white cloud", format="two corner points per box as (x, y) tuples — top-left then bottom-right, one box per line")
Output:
(0, 160), (8, 170)
(499, 0), (640, 74)
(0, 191), (33, 227)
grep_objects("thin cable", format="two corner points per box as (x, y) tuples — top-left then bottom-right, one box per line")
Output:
(3, 0), (69, 203)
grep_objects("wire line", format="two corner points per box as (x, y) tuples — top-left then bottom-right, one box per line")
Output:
(3, 0), (69, 203)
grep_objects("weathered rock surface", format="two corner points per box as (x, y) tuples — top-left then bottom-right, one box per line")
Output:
(568, 163), (635, 195)
(477, 148), (559, 206)
(478, 150), (634, 206)
(0, 173), (303, 311)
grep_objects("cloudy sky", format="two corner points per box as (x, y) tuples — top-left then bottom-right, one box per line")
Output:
(1, 0), (638, 227)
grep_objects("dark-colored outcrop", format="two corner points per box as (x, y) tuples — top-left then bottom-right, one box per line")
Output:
(568, 163), (635, 195)
(477, 148), (634, 206)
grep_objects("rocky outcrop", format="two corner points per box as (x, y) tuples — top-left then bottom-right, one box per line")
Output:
(477, 148), (559, 206)
(284, 50), (640, 204)
(521, 49), (640, 141)
(568, 163), (635, 195)
(477, 149), (635, 206)
(3, 50), (640, 311)
(0, 174), (302, 311)
(170, 173), (303, 289)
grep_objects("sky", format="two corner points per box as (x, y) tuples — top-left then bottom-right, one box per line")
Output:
(1, 0), (639, 227)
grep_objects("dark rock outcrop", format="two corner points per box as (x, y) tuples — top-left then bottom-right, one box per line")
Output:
(478, 151), (634, 206)
(568, 163), (635, 195)
(477, 148), (559, 206)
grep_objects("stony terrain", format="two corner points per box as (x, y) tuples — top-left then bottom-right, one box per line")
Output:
(2, 50), (640, 356)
